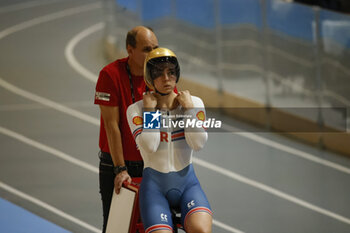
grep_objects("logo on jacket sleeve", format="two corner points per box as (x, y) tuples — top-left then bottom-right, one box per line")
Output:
(143, 110), (161, 129)
(95, 92), (110, 101)
(132, 116), (143, 126)
(196, 111), (205, 121)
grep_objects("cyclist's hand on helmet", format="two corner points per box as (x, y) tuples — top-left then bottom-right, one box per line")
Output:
(176, 90), (194, 110)
(143, 91), (158, 109)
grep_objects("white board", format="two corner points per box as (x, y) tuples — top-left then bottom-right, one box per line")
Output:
(106, 187), (136, 233)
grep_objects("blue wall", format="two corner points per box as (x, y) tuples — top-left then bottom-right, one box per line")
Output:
(116, 0), (350, 47)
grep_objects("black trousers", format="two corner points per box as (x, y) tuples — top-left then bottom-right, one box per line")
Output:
(98, 151), (143, 233)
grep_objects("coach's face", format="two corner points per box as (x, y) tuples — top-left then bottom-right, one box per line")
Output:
(129, 29), (158, 74)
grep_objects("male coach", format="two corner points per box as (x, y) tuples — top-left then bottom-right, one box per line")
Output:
(94, 26), (159, 233)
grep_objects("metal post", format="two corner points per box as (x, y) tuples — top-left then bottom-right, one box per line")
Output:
(313, 6), (324, 145)
(214, 0), (224, 107)
(261, 0), (271, 130)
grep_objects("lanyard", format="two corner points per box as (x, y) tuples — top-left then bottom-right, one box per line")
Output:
(126, 63), (149, 104)
(126, 63), (135, 103)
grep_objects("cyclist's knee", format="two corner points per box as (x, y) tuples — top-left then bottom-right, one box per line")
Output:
(185, 212), (212, 233)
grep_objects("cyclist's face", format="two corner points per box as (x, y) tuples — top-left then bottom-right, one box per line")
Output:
(152, 63), (177, 94)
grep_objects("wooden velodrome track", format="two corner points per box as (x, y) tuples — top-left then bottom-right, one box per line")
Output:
(1, 0), (350, 232)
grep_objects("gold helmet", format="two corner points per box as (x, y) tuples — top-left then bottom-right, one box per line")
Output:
(144, 47), (180, 90)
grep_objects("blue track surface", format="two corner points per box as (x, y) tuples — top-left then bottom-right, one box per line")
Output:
(0, 198), (71, 233)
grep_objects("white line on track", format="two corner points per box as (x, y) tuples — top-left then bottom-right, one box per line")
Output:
(212, 220), (245, 233)
(0, 126), (98, 174)
(223, 123), (350, 175)
(0, 0), (64, 13)
(0, 78), (99, 126)
(0, 2), (101, 40)
(193, 157), (350, 226)
(64, 22), (104, 82)
(0, 181), (100, 233)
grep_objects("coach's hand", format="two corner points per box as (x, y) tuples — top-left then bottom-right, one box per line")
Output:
(176, 90), (194, 110)
(143, 91), (158, 109)
(114, 171), (131, 194)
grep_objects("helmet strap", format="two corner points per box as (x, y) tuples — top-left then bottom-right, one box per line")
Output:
(155, 89), (170, 96)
